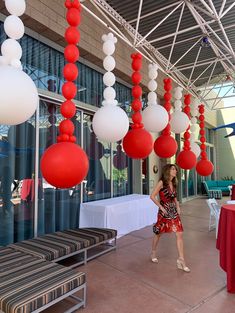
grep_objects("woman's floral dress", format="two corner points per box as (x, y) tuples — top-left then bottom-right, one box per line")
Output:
(153, 185), (183, 234)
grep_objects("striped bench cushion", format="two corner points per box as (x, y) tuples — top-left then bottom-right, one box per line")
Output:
(9, 228), (117, 261)
(0, 247), (85, 313)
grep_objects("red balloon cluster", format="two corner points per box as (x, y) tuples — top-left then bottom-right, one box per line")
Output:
(154, 78), (178, 158)
(123, 53), (153, 159)
(177, 94), (197, 170)
(41, 0), (89, 188)
(196, 104), (214, 176)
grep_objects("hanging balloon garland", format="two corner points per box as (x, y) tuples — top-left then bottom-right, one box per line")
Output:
(0, 0), (39, 125)
(196, 104), (214, 176)
(41, 0), (89, 188)
(170, 87), (189, 134)
(142, 64), (168, 133)
(177, 94), (197, 170)
(123, 53), (153, 159)
(154, 78), (178, 158)
(92, 33), (129, 143)
(190, 99), (200, 158)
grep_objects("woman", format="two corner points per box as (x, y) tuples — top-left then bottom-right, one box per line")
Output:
(150, 164), (190, 272)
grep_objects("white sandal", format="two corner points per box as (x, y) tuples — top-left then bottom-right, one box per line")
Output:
(151, 250), (158, 263)
(177, 258), (190, 272)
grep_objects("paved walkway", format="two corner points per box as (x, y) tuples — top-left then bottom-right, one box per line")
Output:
(46, 197), (235, 313)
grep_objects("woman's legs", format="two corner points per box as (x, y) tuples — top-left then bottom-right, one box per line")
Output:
(175, 231), (184, 259)
(175, 232), (190, 272)
(151, 234), (161, 262)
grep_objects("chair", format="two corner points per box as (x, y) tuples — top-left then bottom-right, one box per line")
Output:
(206, 198), (221, 238)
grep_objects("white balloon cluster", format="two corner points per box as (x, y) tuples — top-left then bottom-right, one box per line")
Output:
(170, 87), (190, 133)
(190, 99), (200, 158)
(142, 63), (168, 132)
(92, 33), (129, 142)
(0, 0), (38, 125)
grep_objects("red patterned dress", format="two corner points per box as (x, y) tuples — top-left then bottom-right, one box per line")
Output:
(153, 185), (183, 234)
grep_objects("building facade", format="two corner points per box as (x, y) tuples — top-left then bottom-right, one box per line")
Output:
(0, 0), (227, 246)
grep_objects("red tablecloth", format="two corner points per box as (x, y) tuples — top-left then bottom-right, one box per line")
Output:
(216, 204), (235, 293)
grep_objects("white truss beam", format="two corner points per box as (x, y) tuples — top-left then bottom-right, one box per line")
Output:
(135, 1), (183, 47)
(134, 0), (143, 45)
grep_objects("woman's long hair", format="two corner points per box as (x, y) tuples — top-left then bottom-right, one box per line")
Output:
(160, 164), (178, 189)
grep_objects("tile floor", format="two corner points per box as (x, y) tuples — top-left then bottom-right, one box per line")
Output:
(45, 197), (235, 313)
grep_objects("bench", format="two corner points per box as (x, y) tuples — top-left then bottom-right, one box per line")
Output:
(203, 180), (235, 198)
(0, 227), (117, 313)
(0, 247), (86, 313)
(9, 227), (117, 268)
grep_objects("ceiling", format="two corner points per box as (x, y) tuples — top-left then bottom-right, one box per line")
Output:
(82, 0), (235, 110)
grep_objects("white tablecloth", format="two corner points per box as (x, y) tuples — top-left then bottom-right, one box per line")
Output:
(79, 194), (158, 237)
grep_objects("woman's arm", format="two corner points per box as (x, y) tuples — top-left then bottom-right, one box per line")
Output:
(174, 198), (181, 214)
(150, 180), (167, 214)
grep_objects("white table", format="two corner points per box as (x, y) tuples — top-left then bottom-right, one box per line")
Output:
(79, 194), (158, 238)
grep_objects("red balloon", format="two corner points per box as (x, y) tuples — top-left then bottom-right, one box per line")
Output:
(196, 159), (214, 176)
(198, 105), (204, 114)
(59, 119), (75, 136)
(63, 63), (78, 81)
(65, 26), (80, 44)
(131, 99), (142, 111)
(132, 112), (142, 124)
(164, 92), (171, 101)
(132, 59), (142, 71)
(154, 135), (178, 158)
(177, 150), (197, 170)
(61, 100), (76, 118)
(131, 71), (141, 84)
(184, 106), (190, 115)
(132, 85), (142, 98)
(62, 81), (77, 99)
(123, 128), (153, 159)
(41, 142), (89, 188)
(64, 45), (79, 63)
(66, 8), (81, 26)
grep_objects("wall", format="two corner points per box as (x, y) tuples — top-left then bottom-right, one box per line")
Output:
(216, 107), (235, 179)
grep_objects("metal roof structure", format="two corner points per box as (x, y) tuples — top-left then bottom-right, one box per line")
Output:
(82, 0), (235, 110)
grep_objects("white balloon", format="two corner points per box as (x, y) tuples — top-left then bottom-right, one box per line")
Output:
(1, 39), (22, 63)
(191, 109), (198, 117)
(102, 99), (118, 106)
(190, 124), (197, 132)
(103, 86), (116, 101)
(148, 80), (157, 92)
(174, 90), (182, 100)
(92, 105), (129, 142)
(191, 117), (197, 124)
(10, 58), (22, 69)
(148, 91), (157, 103)
(5, 0), (26, 16)
(170, 111), (190, 133)
(0, 55), (8, 66)
(190, 141), (200, 158)
(103, 40), (115, 55)
(103, 71), (115, 86)
(4, 15), (25, 39)
(148, 68), (158, 80)
(142, 104), (169, 133)
(0, 66), (38, 125)
(103, 55), (115, 71)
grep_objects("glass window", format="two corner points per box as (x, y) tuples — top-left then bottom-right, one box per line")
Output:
(0, 117), (36, 245)
(82, 113), (111, 201)
(112, 141), (132, 197)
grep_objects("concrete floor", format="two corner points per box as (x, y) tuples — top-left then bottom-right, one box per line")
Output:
(45, 197), (235, 313)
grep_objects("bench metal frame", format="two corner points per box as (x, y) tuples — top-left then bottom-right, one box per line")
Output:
(52, 237), (117, 268)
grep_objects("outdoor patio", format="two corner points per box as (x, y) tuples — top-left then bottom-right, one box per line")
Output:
(44, 196), (235, 313)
